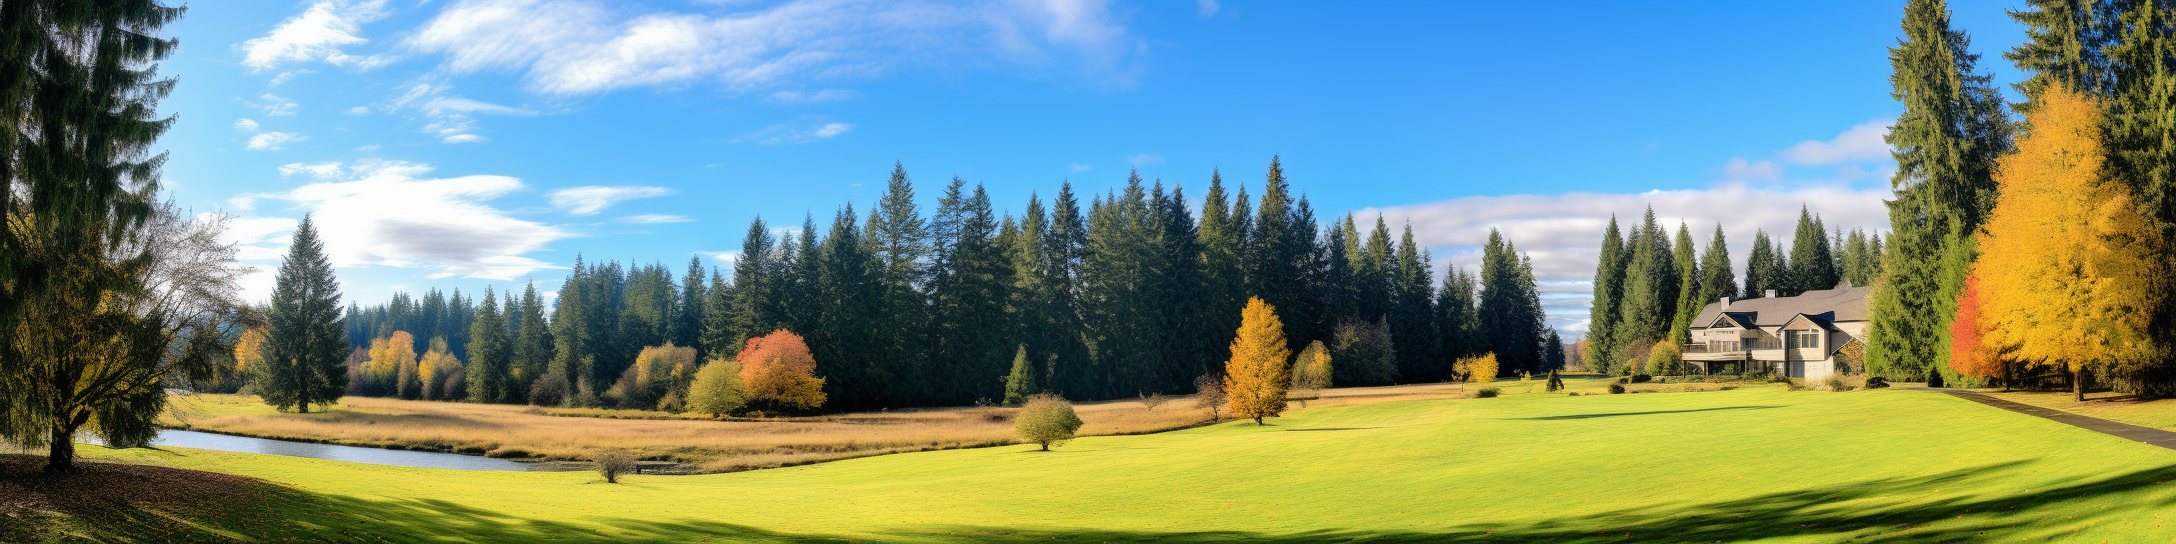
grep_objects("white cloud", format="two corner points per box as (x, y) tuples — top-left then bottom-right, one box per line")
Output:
(1198, 0), (1221, 16)
(737, 119), (853, 144)
(1720, 157), (1781, 183)
(1782, 118), (1893, 166)
(700, 250), (740, 265)
(246, 132), (307, 151)
(269, 69), (315, 86)
(247, 93), (300, 117)
(1069, 163), (1093, 173)
(345, 106), (372, 116)
(385, 80), (538, 143)
(239, 0), (394, 72)
(278, 161), (346, 178)
(547, 185), (676, 215)
(234, 118), (260, 132)
(1355, 183), (1893, 337)
(404, 0), (1144, 95)
(620, 214), (693, 224)
(246, 160), (573, 280)
(765, 89), (859, 104)
(1126, 153), (1163, 166)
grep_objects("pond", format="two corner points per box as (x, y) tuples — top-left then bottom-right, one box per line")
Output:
(138, 430), (531, 471)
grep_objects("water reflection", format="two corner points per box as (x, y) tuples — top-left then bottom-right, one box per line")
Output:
(136, 430), (529, 471)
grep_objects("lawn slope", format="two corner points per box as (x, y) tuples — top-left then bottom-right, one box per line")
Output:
(67, 386), (2176, 542)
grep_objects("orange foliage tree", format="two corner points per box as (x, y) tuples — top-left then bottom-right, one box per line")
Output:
(364, 331), (417, 397)
(736, 329), (827, 412)
(1974, 83), (2167, 401)
(1947, 273), (2003, 383)
(1223, 297), (1290, 425)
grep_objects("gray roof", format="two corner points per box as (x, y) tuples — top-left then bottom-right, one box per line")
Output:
(1688, 285), (1873, 330)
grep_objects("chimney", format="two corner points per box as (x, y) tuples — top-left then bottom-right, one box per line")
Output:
(1719, 296), (1731, 310)
(1764, 289), (1777, 299)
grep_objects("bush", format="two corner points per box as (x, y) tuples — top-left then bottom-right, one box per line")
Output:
(1824, 374), (1850, 392)
(1630, 374), (1652, 383)
(528, 371), (570, 407)
(737, 330), (827, 413)
(1544, 370), (1564, 392)
(593, 449), (638, 483)
(1453, 353), (1499, 384)
(1015, 394), (1084, 451)
(1865, 376), (1891, 389)
(686, 359), (748, 418)
(1474, 388), (1500, 398)
(1608, 383), (1626, 394)
(1926, 367), (1947, 388)
(1194, 374), (1227, 421)
(1645, 341), (1682, 376)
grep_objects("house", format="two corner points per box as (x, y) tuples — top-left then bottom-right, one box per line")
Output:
(1682, 285), (1872, 382)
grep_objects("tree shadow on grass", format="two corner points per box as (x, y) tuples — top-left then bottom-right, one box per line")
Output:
(1501, 405), (1784, 421)
(34, 455), (2176, 543)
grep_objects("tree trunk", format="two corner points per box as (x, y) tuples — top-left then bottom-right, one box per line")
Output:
(2074, 367), (2087, 402)
(45, 425), (77, 473)
(1253, 416), (1264, 425)
(298, 403), (311, 414)
(1040, 442), (1049, 452)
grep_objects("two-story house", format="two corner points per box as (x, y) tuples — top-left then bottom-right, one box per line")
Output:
(1681, 285), (1871, 382)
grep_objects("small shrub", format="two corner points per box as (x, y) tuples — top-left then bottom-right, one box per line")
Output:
(1630, 374), (1652, 383)
(1608, 383), (1626, 394)
(529, 372), (570, 407)
(1015, 394), (1084, 451)
(1566, 392), (1581, 397)
(1824, 374), (1850, 392)
(1926, 367), (1947, 388)
(1781, 378), (1808, 391)
(1866, 376), (1891, 389)
(1544, 370), (1564, 392)
(1474, 387), (1500, 398)
(1138, 392), (1169, 412)
(1194, 374), (1227, 421)
(593, 449), (638, 483)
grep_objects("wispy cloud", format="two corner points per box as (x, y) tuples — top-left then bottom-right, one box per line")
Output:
(242, 159), (573, 280)
(1126, 153), (1163, 166)
(765, 89), (859, 104)
(247, 93), (300, 117)
(736, 119), (853, 144)
(246, 132), (307, 151)
(547, 185), (676, 215)
(234, 118), (260, 132)
(1782, 118), (1894, 166)
(620, 214), (693, 224)
(238, 0), (394, 72)
(403, 0), (1145, 95)
(386, 80), (539, 144)
(1069, 163), (1093, 173)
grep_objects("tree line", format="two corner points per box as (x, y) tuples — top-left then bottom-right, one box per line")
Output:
(1583, 205), (1886, 375)
(309, 160), (1563, 412)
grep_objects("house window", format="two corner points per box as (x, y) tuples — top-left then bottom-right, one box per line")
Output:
(1791, 330), (1821, 349)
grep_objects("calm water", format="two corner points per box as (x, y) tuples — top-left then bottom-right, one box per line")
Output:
(140, 430), (530, 471)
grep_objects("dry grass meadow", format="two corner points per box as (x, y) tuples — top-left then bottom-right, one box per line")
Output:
(160, 382), (1487, 473)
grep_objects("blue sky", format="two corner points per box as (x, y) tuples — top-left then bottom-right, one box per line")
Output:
(160, 0), (2035, 336)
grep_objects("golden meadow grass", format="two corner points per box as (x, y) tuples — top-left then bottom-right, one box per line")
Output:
(159, 382), (1476, 472)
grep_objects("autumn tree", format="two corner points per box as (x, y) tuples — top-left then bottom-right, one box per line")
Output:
(1948, 273), (2003, 384)
(364, 331), (417, 397)
(686, 359), (747, 417)
(1290, 340), (1333, 407)
(1976, 83), (2166, 402)
(1014, 394), (1084, 451)
(1453, 353), (1499, 384)
(1194, 374), (1227, 421)
(736, 329), (827, 413)
(1223, 297), (1291, 425)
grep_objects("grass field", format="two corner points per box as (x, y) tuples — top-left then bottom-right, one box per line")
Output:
(20, 381), (2176, 542)
(1976, 388), (2176, 431)
(158, 382), (1491, 471)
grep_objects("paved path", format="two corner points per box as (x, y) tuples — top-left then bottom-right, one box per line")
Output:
(1935, 389), (2176, 450)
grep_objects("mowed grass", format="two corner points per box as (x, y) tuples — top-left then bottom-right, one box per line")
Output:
(57, 383), (2176, 542)
(159, 383), (1476, 471)
(1975, 388), (2176, 431)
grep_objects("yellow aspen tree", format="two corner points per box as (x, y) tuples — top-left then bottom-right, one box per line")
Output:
(1224, 297), (1291, 425)
(233, 328), (270, 376)
(1976, 82), (2167, 402)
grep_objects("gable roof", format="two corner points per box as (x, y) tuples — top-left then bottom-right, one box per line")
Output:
(1687, 285), (1872, 331)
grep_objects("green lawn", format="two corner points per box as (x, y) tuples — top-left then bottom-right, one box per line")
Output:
(53, 384), (2176, 542)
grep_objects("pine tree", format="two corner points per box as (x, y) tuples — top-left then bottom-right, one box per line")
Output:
(1390, 224), (1440, 381)
(814, 205), (884, 406)
(1613, 208), (1676, 353)
(674, 256), (706, 358)
(263, 215), (349, 413)
(1004, 344), (1034, 406)
(1668, 223), (1702, 342)
(864, 164), (932, 405)
(1197, 170), (1247, 372)
(2004, 0), (2107, 116)
(1585, 216), (1628, 376)
(1744, 230), (1777, 298)
(1869, 0), (2013, 380)
(929, 180), (1012, 404)
(1437, 267), (1481, 363)
(467, 287), (510, 403)
(512, 282), (551, 402)
(1244, 157), (1307, 348)
(723, 218), (776, 354)
(1481, 229), (1547, 375)
(1784, 207), (1840, 294)
(1700, 225), (1737, 303)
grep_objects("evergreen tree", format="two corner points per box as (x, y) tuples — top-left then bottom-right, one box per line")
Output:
(815, 205), (885, 407)
(1613, 208), (1677, 352)
(1786, 207), (1840, 294)
(1744, 230), (1778, 298)
(1870, 0), (2013, 379)
(1356, 218), (1395, 322)
(674, 256), (706, 358)
(466, 287), (510, 403)
(864, 164), (932, 405)
(1197, 170), (1247, 373)
(262, 215), (349, 413)
(1043, 182), (1090, 398)
(1390, 224), (1440, 381)
(1480, 229), (1547, 375)
(929, 180), (1012, 404)
(1244, 156), (1308, 350)
(511, 282), (551, 402)
(723, 218), (776, 354)
(1668, 223), (1702, 342)
(1585, 216), (1628, 375)
(2004, 0), (2108, 115)
(1700, 225), (1737, 303)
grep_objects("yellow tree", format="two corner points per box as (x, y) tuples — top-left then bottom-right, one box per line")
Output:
(1224, 297), (1290, 425)
(1976, 82), (2167, 402)
(233, 327), (270, 377)
(365, 331), (417, 397)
